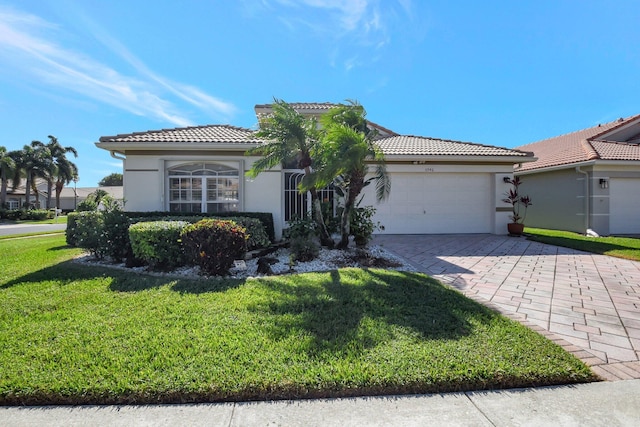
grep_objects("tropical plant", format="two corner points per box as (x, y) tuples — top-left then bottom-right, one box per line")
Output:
(0, 146), (16, 208)
(32, 135), (78, 209)
(99, 172), (123, 186)
(502, 176), (532, 224)
(246, 98), (334, 248)
(307, 101), (391, 249)
(11, 144), (47, 209)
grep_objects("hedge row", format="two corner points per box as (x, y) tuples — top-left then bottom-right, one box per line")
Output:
(0, 209), (54, 220)
(67, 212), (270, 275)
(121, 211), (275, 242)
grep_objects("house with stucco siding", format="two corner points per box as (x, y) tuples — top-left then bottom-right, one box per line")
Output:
(95, 102), (534, 239)
(515, 114), (640, 235)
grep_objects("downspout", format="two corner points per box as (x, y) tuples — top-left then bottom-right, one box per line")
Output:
(110, 151), (126, 161)
(575, 166), (589, 233)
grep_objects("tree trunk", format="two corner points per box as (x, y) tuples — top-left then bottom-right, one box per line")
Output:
(310, 188), (334, 248)
(46, 179), (53, 209)
(337, 173), (365, 250)
(24, 175), (31, 209)
(0, 171), (7, 208)
(55, 180), (63, 210)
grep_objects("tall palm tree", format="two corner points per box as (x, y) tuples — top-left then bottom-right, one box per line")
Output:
(0, 146), (16, 208)
(32, 136), (78, 209)
(246, 99), (334, 247)
(12, 144), (47, 209)
(310, 102), (391, 249)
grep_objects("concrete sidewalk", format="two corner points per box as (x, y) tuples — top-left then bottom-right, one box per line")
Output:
(2, 380), (639, 426)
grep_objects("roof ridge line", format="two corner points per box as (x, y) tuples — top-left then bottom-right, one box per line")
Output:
(579, 139), (600, 160)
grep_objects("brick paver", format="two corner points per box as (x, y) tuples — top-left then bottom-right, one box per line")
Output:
(373, 234), (640, 380)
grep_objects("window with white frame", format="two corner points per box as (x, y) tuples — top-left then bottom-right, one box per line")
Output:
(168, 162), (239, 213)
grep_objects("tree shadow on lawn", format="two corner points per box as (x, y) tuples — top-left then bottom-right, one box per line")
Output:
(249, 268), (493, 358)
(0, 259), (244, 294)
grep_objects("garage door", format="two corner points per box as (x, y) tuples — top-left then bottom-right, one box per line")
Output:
(371, 173), (492, 234)
(610, 178), (640, 234)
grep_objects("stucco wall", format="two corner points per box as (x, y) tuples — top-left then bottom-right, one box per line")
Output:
(517, 168), (586, 233)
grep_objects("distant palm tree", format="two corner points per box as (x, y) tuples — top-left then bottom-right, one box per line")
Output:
(0, 146), (16, 208)
(32, 136), (78, 209)
(12, 144), (47, 209)
(247, 99), (334, 247)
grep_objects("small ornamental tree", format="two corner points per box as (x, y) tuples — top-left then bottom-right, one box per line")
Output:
(181, 219), (248, 276)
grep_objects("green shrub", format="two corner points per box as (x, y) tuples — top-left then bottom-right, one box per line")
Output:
(225, 217), (270, 250)
(128, 221), (188, 270)
(284, 216), (317, 240)
(76, 199), (97, 212)
(181, 219), (247, 276)
(74, 211), (105, 258)
(5, 210), (23, 220)
(23, 209), (52, 220)
(289, 236), (320, 262)
(102, 211), (132, 262)
(123, 211), (275, 242)
(66, 212), (79, 246)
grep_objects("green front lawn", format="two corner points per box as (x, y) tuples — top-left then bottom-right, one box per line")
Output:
(0, 235), (595, 405)
(525, 227), (640, 261)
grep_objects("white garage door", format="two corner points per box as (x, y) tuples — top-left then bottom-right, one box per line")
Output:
(610, 178), (640, 234)
(372, 173), (492, 234)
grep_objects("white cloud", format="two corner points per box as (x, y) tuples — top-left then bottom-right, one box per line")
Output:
(0, 6), (235, 127)
(264, 0), (415, 70)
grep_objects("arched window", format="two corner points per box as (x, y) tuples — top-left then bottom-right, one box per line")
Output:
(168, 162), (239, 213)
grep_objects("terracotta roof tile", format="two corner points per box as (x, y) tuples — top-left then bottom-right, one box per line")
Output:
(516, 115), (640, 171)
(376, 135), (532, 157)
(99, 125), (261, 144)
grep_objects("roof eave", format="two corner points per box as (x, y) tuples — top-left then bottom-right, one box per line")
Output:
(515, 160), (597, 175)
(383, 154), (537, 163)
(95, 141), (261, 152)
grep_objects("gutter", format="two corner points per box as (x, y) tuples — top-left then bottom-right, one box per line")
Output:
(110, 150), (126, 161)
(575, 166), (589, 233)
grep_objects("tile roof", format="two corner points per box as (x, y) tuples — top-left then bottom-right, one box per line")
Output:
(98, 125), (261, 144)
(375, 135), (532, 158)
(254, 102), (338, 111)
(516, 114), (640, 171)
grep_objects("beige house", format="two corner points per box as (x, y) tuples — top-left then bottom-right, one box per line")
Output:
(515, 114), (640, 235)
(96, 103), (534, 239)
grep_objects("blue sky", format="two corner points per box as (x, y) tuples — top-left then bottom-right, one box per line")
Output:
(1, 0), (639, 187)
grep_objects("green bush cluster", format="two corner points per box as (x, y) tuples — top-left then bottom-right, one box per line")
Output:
(129, 221), (188, 270)
(0, 209), (53, 220)
(73, 211), (105, 258)
(285, 216), (320, 261)
(101, 211), (133, 262)
(181, 219), (247, 276)
(122, 211), (275, 242)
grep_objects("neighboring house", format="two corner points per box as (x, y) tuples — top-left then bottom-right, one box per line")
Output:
(57, 186), (124, 211)
(95, 102), (534, 239)
(3, 179), (48, 210)
(515, 114), (640, 235)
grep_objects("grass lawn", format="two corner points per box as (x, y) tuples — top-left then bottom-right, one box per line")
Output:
(526, 227), (640, 261)
(0, 235), (596, 405)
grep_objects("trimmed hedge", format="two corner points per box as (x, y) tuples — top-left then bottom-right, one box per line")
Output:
(73, 211), (105, 258)
(123, 211), (275, 242)
(181, 219), (247, 276)
(128, 221), (189, 270)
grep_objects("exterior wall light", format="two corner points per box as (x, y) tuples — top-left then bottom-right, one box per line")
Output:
(599, 178), (609, 189)
(503, 176), (512, 183)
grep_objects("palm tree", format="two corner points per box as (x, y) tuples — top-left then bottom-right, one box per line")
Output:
(0, 146), (17, 208)
(32, 136), (78, 209)
(246, 99), (334, 247)
(310, 102), (391, 249)
(12, 144), (47, 209)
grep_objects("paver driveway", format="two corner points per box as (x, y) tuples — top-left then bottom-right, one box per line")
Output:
(373, 234), (640, 380)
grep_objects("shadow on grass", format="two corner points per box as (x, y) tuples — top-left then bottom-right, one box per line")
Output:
(249, 268), (493, 357)
(526, 234), (639, 257)
(0, 257), (245, 294)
